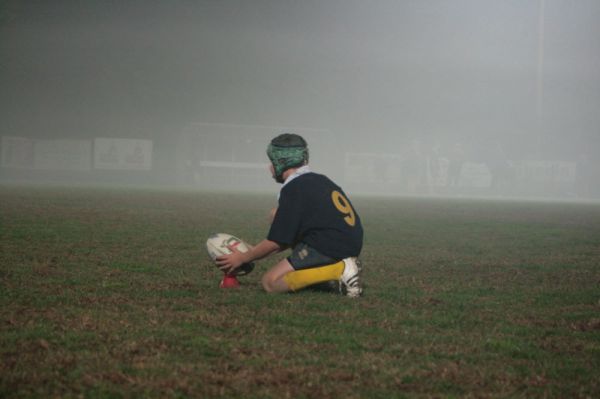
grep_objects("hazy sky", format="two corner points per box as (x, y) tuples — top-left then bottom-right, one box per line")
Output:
(1, 0), (599, 161)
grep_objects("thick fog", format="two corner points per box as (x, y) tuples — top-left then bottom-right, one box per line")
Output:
(1, 0), (599, 199)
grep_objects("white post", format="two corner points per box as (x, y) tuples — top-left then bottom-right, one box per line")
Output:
(536, 0), (546, 160)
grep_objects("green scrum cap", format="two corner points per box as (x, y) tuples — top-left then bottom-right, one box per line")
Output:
(266, 133), (309, 183)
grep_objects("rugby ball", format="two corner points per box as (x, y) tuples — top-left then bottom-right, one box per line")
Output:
(206, 233), (255, 276)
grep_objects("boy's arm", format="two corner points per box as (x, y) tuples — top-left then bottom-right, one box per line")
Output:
(216, 239), (282, 274)
(244, 239), (282, 262)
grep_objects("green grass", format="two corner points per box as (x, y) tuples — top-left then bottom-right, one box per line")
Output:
(1, 185), (599, 398)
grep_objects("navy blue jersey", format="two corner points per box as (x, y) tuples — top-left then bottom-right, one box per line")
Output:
(267, 173), (363, 260)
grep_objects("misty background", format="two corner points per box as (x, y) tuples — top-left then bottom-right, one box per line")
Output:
(1, 0), (599, 199)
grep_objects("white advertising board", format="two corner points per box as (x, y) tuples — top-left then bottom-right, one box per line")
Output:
(34, 139), (92, 171)
(1, 136), (34, 169)
(344, 153), (404, 184)
(94, 138), (153, 170)
(511, 161), (576, 183)
(459, 162), (492, 188)
(1, 136), (91, 170)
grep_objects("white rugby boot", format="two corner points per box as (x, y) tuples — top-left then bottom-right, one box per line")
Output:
(340, 257), (362, 298)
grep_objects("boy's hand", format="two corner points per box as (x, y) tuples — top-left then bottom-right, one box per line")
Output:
(216, 245), (247, 274)
(215, 239), (281, 274)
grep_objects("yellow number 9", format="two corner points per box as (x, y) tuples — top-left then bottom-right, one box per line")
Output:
(331, 190), (356, 226)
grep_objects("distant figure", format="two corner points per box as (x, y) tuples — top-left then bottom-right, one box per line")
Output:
(403, 139), (425, 193)
(425, 139), (446, 191)
(447, 143), (465, 187)
(576, 153), (592, 199)
(487, 143), (512, 192)
(428, 140), (442, 183)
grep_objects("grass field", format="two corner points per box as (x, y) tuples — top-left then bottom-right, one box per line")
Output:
(1, 185), (599, 398)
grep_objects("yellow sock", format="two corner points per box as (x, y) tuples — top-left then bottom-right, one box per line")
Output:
(283, 261), (345, 291)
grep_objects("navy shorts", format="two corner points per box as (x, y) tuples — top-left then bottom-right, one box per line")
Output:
(287, 243), (339, 271)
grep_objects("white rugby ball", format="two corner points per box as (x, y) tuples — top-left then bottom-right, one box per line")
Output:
(206, 233), (255, 276)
